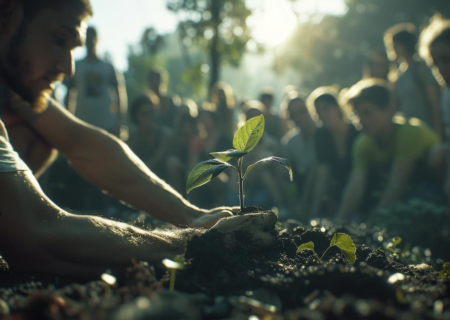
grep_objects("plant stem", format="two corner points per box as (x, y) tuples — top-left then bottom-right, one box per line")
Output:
(320, 246), (332, 261)
(169, 269), (176, 291)
(238, 158), (244, 211)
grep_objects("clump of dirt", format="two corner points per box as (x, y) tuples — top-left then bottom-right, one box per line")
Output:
(233, 205), (263, 215)
(178, 217), (449, 318)
(0, 217), (449, 319)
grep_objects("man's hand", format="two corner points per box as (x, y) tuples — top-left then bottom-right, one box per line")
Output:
(189, 209), (233, 228)
(209, 211), (277, 249)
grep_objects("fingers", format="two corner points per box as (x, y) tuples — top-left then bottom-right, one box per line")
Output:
(189, 210), (233, 228)
(212, 212), (278, 249)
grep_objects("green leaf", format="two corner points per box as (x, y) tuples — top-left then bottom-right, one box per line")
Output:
(392, 237), (402, 246)
(439, 262), (450, 279)
(296, 241), (315, 254)
(210, 149), (247, 162)
(233, 114), (265, 153)
(186, 159), (233, 194)
(330, 233), (356, 253)
(386, 237), (402, 253)
(342, 250), (356, 266)
(243, 157), (293, 181)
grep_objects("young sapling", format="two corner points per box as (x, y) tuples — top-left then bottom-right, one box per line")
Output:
(162, 258), (185, 291)
(439, 262), (450, 279)
(186, 115), (293, 211)
(296, 233), (357, 266)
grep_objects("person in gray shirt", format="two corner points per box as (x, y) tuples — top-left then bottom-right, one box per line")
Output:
(384, 23), (442, 136)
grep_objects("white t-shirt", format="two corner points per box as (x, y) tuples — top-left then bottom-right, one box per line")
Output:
(0, 135), (30, 173)
(66, 58), (121, 132)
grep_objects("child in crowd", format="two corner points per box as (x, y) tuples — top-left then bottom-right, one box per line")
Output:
(419, 15), (450, 141)
(307, 87), (360, 218)
(128, 93), (173, 179)
(384, 23), (442, 136)
(337, 79), (450, 220)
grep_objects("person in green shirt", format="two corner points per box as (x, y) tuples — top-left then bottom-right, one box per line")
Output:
(337, 79), (450, 220)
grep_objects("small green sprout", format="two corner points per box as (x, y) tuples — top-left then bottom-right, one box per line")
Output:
(162, 258), (185, 291)
(439, 262), (450, 279)
(296, 233), (357, 266)
(296, 241), (314, 253)
(186, 115), (293, 211)
(386, 237), (402, 253)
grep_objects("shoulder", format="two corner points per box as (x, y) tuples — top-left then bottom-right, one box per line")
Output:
(398, 120), (439, 142)
(281, 127), (300, 145)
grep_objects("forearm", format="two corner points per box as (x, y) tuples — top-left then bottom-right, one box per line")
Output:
(26, 102), (199, 225)
(39, 213), (203, 272)
(64, 130), (195, 225)
(0, 171), (203, 278)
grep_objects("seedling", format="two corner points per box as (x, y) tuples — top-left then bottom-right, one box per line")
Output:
(439, 262), (450, 279)
(186, 115), (293, 211)
(162, 258), (185, 291)
(386, 237), (402, 253)
(296, 233), (357, 266)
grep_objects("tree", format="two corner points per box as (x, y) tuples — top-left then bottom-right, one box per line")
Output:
(275, 0), (450, 91)
(167, 0), (252, 93)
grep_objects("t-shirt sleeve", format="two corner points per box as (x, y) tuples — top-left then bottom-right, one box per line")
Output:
(0, 135), (30, 173)
(352, 134), (372, 170)
(395, 122), (440, 161)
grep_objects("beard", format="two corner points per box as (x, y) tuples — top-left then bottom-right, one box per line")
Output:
(0, 22), (49, 113)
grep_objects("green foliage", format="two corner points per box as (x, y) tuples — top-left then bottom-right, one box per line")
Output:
(186, 115), (292, 210)
(167, 0), (253, 89)
(233, 115), (265, 153)
(186, 159), (234, 194)
(296, 242), (314, 253)
(329, 233), (357, 266)
(244, 157), (293, 181)
(276, 0), (450, 90)
(297, 233), (357, 266)
(439, 263), (450, 279)
(210, 150), (248, 162)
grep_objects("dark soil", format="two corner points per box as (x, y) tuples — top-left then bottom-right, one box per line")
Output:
(0, 212), (449, 319)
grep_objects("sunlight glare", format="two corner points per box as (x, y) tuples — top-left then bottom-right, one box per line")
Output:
(247, 0), (297, 47)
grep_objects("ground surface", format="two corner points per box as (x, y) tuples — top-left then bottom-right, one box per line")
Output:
(0, 204), (449, 319)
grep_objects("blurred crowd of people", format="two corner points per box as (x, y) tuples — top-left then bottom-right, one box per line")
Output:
(43, 15), (450, 222)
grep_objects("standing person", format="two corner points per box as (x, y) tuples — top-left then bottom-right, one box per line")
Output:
(384, 23), (442, 136)
(419, 15), (450, 141)
(210, 81), (236, 137)
(363, 50), (392, 81)
(63, 26), (128, 212)
(147, 67), (179, 129)
(259, 87), (285, 140)
(65, 26), (127, 137)
(308, 87), (360, 218)
(127, 93), (172, 179)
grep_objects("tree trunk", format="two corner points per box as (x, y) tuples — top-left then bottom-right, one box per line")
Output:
(209, 0), (221, 93)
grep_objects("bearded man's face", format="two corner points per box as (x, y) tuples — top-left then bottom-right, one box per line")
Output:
(0, 6), (87, 111)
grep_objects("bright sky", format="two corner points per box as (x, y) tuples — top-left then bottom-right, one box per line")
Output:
(77, 0), (347, 71)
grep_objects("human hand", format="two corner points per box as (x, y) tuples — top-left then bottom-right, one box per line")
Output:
(209, 211), (278, 249)
(189, 209), (233, 228)
(8, 91), (49, 122)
